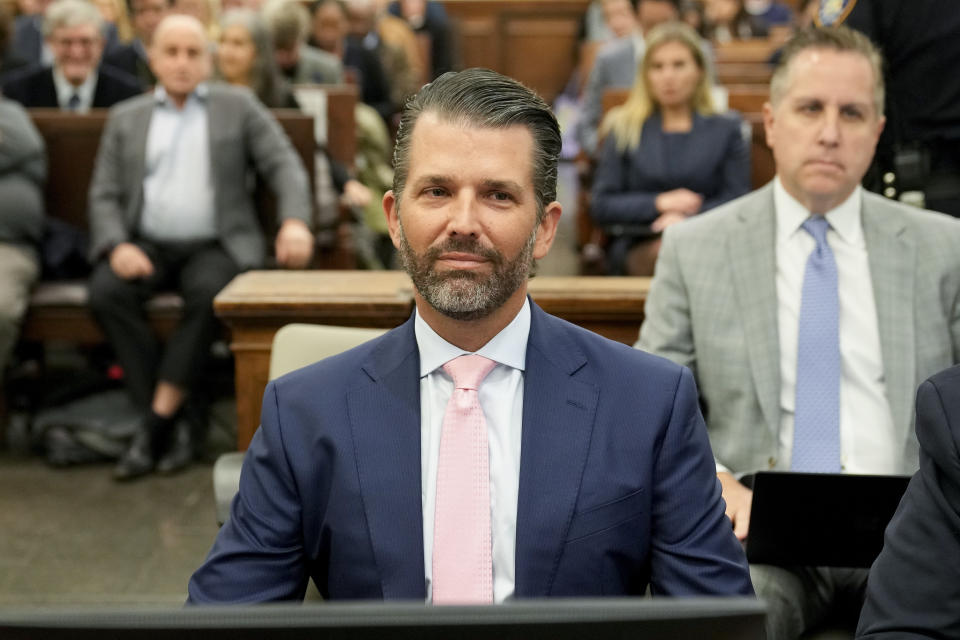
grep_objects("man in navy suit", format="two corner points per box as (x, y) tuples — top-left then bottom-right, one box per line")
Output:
(856, 364), (960, 638)
(2, 0), (141, 111)
(188, 68), (753, 603)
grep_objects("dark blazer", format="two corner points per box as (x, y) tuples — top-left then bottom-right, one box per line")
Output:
(188, 302), (754, 602)
(1, 64), (142, 109)
(102, 41), (153, 89)
(10, 15), (43, 65)
(591, 112), (750, 229)
(856, 364), (960, 639)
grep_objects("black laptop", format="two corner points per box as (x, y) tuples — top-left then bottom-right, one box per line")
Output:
(745, 471), (911, 568)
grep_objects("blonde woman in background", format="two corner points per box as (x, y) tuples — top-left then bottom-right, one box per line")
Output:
(591, 21), (748, 274)
(93, 0), (133, 41)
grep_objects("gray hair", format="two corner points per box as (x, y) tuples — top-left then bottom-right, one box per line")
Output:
(219, 8), (289, 107)
(770, 25), (885, 117)
(261, 0), (309, 49)
(392, 68), (561, 222)
(43, 0), (105, 38)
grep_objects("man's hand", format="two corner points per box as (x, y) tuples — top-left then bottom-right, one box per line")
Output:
(275, 218), (314, 269)
(717, 471), (753, 541)
(650, 211), (688, 233)
(655, 188), (703, 216)
(109, 242), (154, 280)
(341, 178), (372, 209)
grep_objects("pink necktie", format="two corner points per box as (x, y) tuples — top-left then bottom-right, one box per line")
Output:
(432, 354), (497, 604)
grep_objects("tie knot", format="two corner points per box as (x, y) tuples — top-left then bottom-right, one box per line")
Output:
(801, 216), (830, 246)
(443, 354), (496, 391)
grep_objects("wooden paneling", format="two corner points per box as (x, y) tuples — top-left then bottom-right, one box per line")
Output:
(446, 0), (591, 103)
(215, 270), (650, 449)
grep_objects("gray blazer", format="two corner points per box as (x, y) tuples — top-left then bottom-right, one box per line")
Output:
(576, 36), (638, 156)
(290, 45), (344, 85)
(88, 83), (312, 269)
(637, 183), (960, 475)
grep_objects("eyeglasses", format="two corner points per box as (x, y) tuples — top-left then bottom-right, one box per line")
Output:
(53, 37), (99, 49)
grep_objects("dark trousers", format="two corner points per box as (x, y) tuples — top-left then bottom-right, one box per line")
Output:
(88, 240), (240, 410)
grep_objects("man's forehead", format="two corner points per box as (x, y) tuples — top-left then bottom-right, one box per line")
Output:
(783, 48), (876, 97)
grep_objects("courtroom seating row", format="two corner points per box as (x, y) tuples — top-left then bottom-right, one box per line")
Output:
(20, 85), (358, 351)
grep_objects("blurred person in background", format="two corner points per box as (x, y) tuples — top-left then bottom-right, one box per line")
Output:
(345, 0), (419, 106)
(172, 0), (217, 39)
(87, 14), (312, 481)
(703, 0), (767, 43)
(576, 0), (681, 156)
(0, 97), (45, 406)
(592, 21), (748, 274)
(261, 0), (340, 84)
(309, 0), (393, 122)
(386, 0), (450, 78)
(216, 8), (296, 107)
(102, 0), (171, 88)
(2, 0), (140, 109)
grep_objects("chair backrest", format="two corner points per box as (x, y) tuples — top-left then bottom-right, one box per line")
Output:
(268, 323), (388, 380)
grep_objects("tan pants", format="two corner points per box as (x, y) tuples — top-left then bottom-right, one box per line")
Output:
(0, 243), (39, 381)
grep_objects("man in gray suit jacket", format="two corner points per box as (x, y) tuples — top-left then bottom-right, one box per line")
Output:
(88, 14), (313, 481)
(638, 26), (960, 640)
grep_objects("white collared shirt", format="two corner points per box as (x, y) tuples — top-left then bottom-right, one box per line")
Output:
(139, 84), (217, 242)
(52, 66), (96, 113)
(774, 178), (902, 474)
(416, 298), (530, 603)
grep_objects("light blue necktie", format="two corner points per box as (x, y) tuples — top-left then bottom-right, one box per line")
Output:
(792, 216), (841, 473)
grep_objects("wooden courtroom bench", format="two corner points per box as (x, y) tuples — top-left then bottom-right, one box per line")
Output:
(16, 85), (360, 354)
(20, 107), (321, 347)
(213, 270), (650, 450)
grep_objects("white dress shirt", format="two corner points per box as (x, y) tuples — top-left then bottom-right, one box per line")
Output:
(52, 67), (96, 113)
(139, 84), (218, 242)
(416, 299), (529, 603)
(774, 178), (902, 474)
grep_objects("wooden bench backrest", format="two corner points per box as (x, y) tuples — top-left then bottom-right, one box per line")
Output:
(30, 109), (108, 232)
(714, 39), (778, 64)
(716, 61), (773, 87)
(292, 83), (357, 168)
(29, 108), (321, 234)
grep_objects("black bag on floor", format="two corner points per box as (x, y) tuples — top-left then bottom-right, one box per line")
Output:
(34, 390), (141, 466)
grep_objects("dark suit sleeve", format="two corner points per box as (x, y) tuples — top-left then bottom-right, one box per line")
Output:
(188, 382), (311, 603)
(700, 117), (750, 213)
(856, 372), (960, 639)
(240, 94), (313, 229)
(648, 367), (754, 595)
(590, 133), (659, 226)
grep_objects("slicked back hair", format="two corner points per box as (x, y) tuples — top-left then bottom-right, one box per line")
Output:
(392, 68), (561, 222)
(770, 25), (885, 117)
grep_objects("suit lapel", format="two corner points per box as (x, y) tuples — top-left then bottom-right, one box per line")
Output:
(514, 304), (599, 597)
(862, 195), (915, 440)
(346, 318), (426, 599)
(126, 101), (152, 225)
(40, 69), (58, 107)
(727, 186), (780, 437)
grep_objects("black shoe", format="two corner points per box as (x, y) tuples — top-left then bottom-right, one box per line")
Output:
(156, 419), (193, 475)
(113, 427), (155, 481)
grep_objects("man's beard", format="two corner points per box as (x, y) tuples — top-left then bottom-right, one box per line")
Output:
(396, 223), (537, 321)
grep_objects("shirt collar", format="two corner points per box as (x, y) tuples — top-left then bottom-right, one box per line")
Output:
(415, 297), (531, 377)
(52, 66), (97, 111)
(152, 82), (209, 107)
(774, 176), (864, 248)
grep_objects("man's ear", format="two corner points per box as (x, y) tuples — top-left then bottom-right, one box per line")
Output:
(383, 190), (402, 250)
(533, 200), (562, 260)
